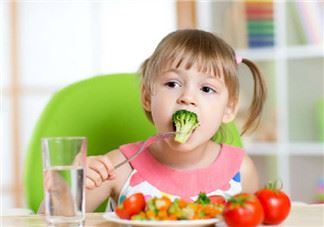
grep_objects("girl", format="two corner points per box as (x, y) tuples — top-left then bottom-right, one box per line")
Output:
(85, 29), (266, 212)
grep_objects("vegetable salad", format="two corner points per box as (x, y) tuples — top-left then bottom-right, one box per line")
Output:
(115, 192), (224, 221)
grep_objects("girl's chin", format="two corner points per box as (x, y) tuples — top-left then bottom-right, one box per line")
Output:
(168, 140), (196, 152)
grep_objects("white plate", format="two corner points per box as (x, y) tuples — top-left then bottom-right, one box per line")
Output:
(103, 212), (222, 227)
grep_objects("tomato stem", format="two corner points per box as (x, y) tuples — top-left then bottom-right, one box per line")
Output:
(266, 179), (283, 191)
(228, 195), (249, 207)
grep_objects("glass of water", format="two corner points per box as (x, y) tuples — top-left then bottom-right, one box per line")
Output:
(41, 137), (87, 224)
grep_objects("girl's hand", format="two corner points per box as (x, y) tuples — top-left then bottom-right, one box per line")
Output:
(86, 154), (116, 189)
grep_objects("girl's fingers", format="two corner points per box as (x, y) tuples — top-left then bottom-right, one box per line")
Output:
(99, 155), (116, 179)
(86, 177), (96, 189)
(88, 158), (109, 181)
(108, 173), (116, 180)
(85, 155), (116, 190)
(86, 168), (103, 187)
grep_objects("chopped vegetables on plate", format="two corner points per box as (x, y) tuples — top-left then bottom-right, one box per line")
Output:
(115, 192), (224, 221)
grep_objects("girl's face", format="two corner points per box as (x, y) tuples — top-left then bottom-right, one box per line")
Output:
(142, 63), (236, 151)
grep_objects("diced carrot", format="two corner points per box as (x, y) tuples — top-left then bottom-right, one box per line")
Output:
(167, 214), (177, 220)
(157, 210), (168, 219)
(145, 210), (156, 219)
(179, 199), (187, 208)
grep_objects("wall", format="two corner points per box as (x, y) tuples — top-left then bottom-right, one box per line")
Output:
(1, 0), (176, 209)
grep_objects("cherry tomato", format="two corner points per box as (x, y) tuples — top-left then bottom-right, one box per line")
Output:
(255, 181), (291, 224)
(223, 193), (264, 227)
(209, 195), (226, 205)
(115, 206), (130, 219)
(115, 193), (146, 219)
(123, 193), (146, 217)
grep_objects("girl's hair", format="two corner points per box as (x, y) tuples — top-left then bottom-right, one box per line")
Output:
(140, 29), (266, 135)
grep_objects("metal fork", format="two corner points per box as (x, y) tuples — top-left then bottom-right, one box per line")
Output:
(113, 132), (176, 170)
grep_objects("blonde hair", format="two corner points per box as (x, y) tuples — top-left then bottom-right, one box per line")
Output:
(140, 29), (266, 135)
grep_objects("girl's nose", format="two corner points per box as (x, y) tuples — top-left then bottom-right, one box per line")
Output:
(177, 89), (197, 106)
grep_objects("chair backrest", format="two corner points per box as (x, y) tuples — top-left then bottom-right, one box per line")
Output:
(24, 73), (242, 212)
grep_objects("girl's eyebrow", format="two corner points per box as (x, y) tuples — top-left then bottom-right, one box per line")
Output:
(163, 68), (223, 83)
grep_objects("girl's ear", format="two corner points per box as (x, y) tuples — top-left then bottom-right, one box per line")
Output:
(141, 85), (151, 111)
(222, 103), (238, 123)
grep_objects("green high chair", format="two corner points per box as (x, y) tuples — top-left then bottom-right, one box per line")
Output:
(24, 73), (242, 213)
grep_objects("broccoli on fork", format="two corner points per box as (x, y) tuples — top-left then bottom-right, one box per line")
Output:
(172, 109), (199, 144)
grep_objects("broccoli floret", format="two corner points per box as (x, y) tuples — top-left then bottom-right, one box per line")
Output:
(172, 109), (199, 144)
(195, 192), (210, 205)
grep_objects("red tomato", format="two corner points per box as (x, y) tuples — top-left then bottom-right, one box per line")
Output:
(255, 186), (291, 224)
(115, 206), (130, 219)
(123, 193), (146, 217)
(209, 195), (226, 205)
(224, 193), (264, 227)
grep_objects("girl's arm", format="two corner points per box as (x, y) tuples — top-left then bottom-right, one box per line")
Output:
(240, 154), (259, 193)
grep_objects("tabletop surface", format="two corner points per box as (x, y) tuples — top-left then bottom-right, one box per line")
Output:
(1, 204), (323, 227)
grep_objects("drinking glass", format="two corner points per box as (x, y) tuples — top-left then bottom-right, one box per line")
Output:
(41, 137), (86, 224)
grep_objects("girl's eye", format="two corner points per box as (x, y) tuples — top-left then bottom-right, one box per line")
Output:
(165, 81), (180, 88)
(201, 86), (216, 94)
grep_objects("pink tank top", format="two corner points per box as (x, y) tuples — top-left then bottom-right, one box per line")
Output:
(108, 142), (245, 210)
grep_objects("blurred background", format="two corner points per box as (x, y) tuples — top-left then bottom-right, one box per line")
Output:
(1, 0), (323, 211)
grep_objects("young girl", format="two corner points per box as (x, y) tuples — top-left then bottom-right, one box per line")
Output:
(85, 29), (266, 212)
